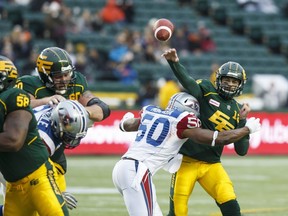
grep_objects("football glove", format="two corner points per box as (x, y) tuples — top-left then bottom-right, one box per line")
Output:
(245, 117), (261, 134)
(62, 191), (78, 210)
(119, 112), (135, 132)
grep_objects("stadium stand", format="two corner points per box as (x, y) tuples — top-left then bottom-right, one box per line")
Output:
(1, 0), (288, 108)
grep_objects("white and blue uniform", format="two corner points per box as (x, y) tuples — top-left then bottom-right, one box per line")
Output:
(112, 105), (201, 216)
(34, 105), (62, 156)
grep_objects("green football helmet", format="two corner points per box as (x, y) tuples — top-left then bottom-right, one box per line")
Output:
(215, 61), (247, 100)
(0, 55), (18, 92)
(36, 47), (75, 95)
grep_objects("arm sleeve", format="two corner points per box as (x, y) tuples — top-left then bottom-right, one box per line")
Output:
(234, 119), (250, 156)
(167, 60), (202, 98)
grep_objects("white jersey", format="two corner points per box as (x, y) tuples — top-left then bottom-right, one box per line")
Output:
(33, 105), (62, 156)
(123, 105), (201, 175)
(112, 105), (201, 216)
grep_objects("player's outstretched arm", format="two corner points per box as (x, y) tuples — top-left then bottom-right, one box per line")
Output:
(162, 48), (201, 96)
(183, 117), (261, 146)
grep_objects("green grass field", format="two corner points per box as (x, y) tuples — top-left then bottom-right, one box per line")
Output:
(62, 155), (288, 216)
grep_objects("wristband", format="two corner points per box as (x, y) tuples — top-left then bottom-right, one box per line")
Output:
(211, 131), (219, 146)
(119, 120), (127, 132)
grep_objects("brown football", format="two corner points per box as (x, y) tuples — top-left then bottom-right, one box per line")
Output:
(153, 18), (174, 42)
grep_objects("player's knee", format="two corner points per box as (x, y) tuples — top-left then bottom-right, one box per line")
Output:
(217, 199), (241, 216)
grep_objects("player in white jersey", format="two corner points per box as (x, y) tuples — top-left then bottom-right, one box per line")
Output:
(0, 100), (90, 215)
(112, 92), (261, 216)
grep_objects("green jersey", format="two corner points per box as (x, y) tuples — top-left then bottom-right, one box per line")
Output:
(16, 71), (89, 172)
(0, 88), (49, 182)
(168, 61), (249, 162)
(17, 71), (89, 100)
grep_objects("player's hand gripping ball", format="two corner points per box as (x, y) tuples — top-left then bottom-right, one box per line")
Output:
(153, 18), (174, 42)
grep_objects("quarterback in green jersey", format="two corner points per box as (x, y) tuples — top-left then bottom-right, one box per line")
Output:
(0, 55), (69, 216)
(16, 47), (111, 201)
(162, 48), (251, 216)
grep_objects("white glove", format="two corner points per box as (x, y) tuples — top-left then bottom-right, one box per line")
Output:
(119, 112), (134, 132)
(62, 192), (78, 210)
(245, 117), (261, 134)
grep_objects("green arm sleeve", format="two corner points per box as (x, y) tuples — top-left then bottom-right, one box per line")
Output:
(167, 60), (202, 98)
(234, 119), (250, 156)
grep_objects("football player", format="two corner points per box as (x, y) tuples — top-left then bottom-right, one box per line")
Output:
(162, 48), (252, 216)
(15, 46), (110, 195)
(0, 100), (91, 214)
(0, 55), (69, 215)
(112, 92), (261, 216)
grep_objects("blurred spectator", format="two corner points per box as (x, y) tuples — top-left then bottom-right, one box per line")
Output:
(85, 47), (110, 81)
(10, 25), (32, 60)
(43, 1), (66, 47)
(100, 0), (125, 25)
(198, 22), (216, 53)
(108, 30), (138, 84)
(209, 62), (220, 86)
(158, 77), (181, 109)
(137, 79), (158, 107)
(116, 0), (135, 24)
(75, 9), (93, 33)
(29, 0), (47, 11)
(91, 11), (104, 32)
(261, 82), (281, 110)
(112, 61), (138, 85)
(0, 36), (15, 61)
(171, 25), (190, 56)
(237, 0), (278, 14)
(187, 31), (202, 55)
(21, 49), (38, 76)
(237, 0), (260, 12)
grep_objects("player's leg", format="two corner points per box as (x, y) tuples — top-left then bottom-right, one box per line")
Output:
(167, 156), (199, 216)
(4, 160), (68, 216)
(113, 159), (162, 216)
(198, 162), (241, 216)
(53, 162), (67, 192)
(31, 159), (69, 216)
(0, 172), (6, 216)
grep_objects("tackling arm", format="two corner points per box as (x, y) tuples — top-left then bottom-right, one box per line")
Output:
(119, 112), (140, 132)
(29, 94), (66, 108)
(78, 91), (110, 122)
(182, 117), (261, 146)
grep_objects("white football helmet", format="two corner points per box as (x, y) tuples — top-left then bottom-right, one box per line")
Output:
(167, 92), (200, 116)
(51, 100), (89, 149)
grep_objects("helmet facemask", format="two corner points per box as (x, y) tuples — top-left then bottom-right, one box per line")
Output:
(36, 47), (75, 95)
(0, 56), (18, 92)
(51, 68), (74, 95)
(215, 61), (247, 100)
(51, 100), (89, 149)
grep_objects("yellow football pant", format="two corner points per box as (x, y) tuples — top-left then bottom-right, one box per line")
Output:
(4, 159), (68, 216)
(53, 162), (67, 192)
(170, 156), (236, 216)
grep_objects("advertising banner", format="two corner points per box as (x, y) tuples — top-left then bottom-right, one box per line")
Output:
(65, 111), (288, 155)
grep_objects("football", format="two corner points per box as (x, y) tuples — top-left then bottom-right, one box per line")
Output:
(153, 18), (174, 42)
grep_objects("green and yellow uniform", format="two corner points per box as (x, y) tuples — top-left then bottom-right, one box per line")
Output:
(16, 72), (88, 191)
(167, 61), (248, 216)
(0, 88), (68, 216)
